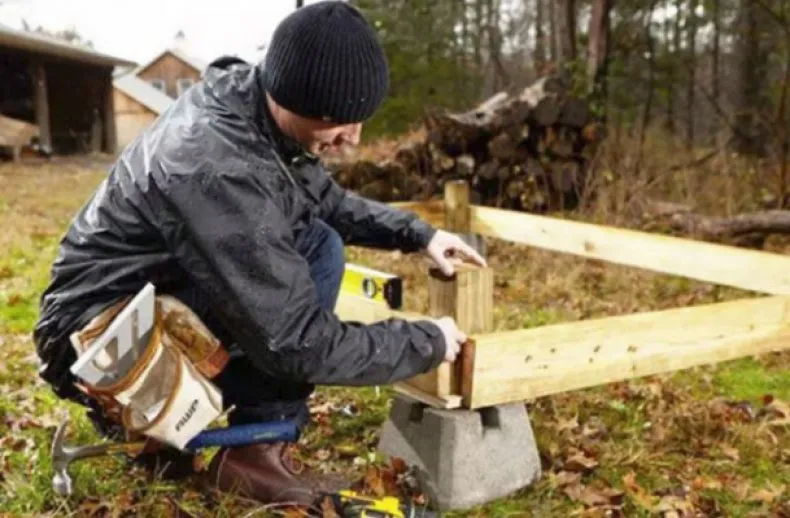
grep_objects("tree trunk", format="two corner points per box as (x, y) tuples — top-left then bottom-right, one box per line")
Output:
(777, 33), (790, 206)
(475, 0), (484, 71)
(489, 0), (509, 92)
(534, 0), (545, 68)
(637, 0), (659, 172)
(669, 0), (683, 133)
(548, 0), (558, 63)
(462, 0), (470, 66)
(556, 0), (577, 64)
(711, 0), (721, 144)
(647, 205), (790, 247)
(686, 0), (697, 151)
(734, 0), (769, 155)
(664, 0), (674, 132)
(712, 0), (720, 107)
(586, 0), (611, 103)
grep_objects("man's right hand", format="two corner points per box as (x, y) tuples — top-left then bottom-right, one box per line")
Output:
(432, 317), (467, 362)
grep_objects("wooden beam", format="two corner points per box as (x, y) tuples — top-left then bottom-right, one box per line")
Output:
(416, 264), (493, 398)
(397, 182), (494, 402)
(394, 382), (463, 409)
(389, 200), (446, 228)
(462, 295), (790, 408)
(429, 264), (494, 336)
(334, 292), (424, 323)
(103, 69), (117, 154)
(32, 61), (51, 154)
(470, 205), (790, 295)
(445, 180), (470, 232)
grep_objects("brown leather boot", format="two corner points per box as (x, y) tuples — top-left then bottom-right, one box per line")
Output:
(204, 442), (349, 505)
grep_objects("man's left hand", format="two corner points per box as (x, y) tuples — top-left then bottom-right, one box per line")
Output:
(424, 230), (488, 276)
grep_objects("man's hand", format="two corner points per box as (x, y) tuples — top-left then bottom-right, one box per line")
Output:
(432, 316), (467, 362)
(425, 230), (487, 276)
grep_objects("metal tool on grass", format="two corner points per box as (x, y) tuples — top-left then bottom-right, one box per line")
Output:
(50, 416), (298, 496)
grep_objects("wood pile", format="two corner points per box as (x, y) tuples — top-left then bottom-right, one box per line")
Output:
(329, 75), (603, 212)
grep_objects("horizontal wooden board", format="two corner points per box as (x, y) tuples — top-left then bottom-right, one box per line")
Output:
(389, 200), (446, 228)
(334, 292), (424, 323)
(469, 205), (790, 295)
(464, 295), (790, 408)
(394, 382), (463, 409)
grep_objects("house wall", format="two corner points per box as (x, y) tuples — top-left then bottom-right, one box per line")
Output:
(113, 89), (157, 150)
(137, 52), (201, 99)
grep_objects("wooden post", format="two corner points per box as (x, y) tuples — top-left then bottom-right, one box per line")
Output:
(445, 179), (486, 256)
(428, 264), (494, 396)
(395, 180), (493, 406)
(445, 180), (471, 233)
(429, 180), (493, 397)
(32, 61), (52, 154)
(103, 69), (117, 154)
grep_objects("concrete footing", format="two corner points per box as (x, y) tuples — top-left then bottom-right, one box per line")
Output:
(377, 394), (542, 511)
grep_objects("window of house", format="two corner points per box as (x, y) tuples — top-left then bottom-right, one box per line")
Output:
(150, 79), (166, 92)
(177, 78), (195, 96)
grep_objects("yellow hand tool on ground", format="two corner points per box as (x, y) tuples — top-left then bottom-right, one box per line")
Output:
(329, 489), (438, 517)
(341, 264), (403, 309)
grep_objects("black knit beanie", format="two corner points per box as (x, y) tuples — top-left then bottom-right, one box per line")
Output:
(262, 1), (389, 124)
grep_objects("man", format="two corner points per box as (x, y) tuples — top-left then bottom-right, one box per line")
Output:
(33, 0), (485, 506)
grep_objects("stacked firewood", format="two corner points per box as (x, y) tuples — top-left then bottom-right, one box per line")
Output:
(328, 74), (603, 212)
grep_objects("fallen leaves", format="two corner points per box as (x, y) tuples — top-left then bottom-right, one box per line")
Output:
(563, 481), (624, 508)
(534, 378), (790, 517)
(319, 496), (341, 518)
(758, 395), (790, 426)
(718, 444), (740, 462)
(622, 472), (657, 511)
(5, 292), (22, 306)
(349, 456), (426, 508)
(747, 484), (786, 504)
(553, 470), (582, 488)
(564, 451), (599, 473)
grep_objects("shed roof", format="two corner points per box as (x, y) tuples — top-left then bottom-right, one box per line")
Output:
(113, 74), (173, 115)
(135, 46), (208, 77)
(0, 23), (136, 68)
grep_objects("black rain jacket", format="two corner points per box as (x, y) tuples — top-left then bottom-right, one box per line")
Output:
(33, 56), (446, 405)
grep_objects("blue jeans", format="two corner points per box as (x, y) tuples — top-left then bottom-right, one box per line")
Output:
(173, 218), (345, 430)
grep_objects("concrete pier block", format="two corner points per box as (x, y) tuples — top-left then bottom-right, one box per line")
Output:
(377, 394), (542, 511)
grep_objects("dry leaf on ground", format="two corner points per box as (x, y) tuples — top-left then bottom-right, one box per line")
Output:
(564, 452), (599, 472)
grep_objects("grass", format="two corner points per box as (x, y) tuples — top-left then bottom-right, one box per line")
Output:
(1, 138), (789, 516)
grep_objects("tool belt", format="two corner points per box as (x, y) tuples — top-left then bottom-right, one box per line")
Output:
(70, 295), (229, 450)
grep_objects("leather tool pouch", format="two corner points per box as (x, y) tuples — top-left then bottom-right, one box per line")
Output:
(71, 295), (229, 450)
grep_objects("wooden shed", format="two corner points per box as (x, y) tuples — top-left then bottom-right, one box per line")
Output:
(0, 23), (136, 158)
(133, 45), (206, 100)
(112, 73), (173, 150)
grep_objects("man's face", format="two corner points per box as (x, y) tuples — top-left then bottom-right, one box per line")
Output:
(268, 94), (363, 157)
(292, 117), (363, 157)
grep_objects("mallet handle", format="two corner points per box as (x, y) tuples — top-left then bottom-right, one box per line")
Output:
(185, 421), (298, 450)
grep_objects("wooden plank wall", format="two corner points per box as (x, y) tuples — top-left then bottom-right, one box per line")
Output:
(137, 52), (201, 99)
(113, 90), (157, 150)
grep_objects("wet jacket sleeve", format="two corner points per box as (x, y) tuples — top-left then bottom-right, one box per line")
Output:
(155, 169), (446, 386)
(315, 174), (437, 252)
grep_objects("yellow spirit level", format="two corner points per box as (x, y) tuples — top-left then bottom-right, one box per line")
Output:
(341, 264), (402, 309)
